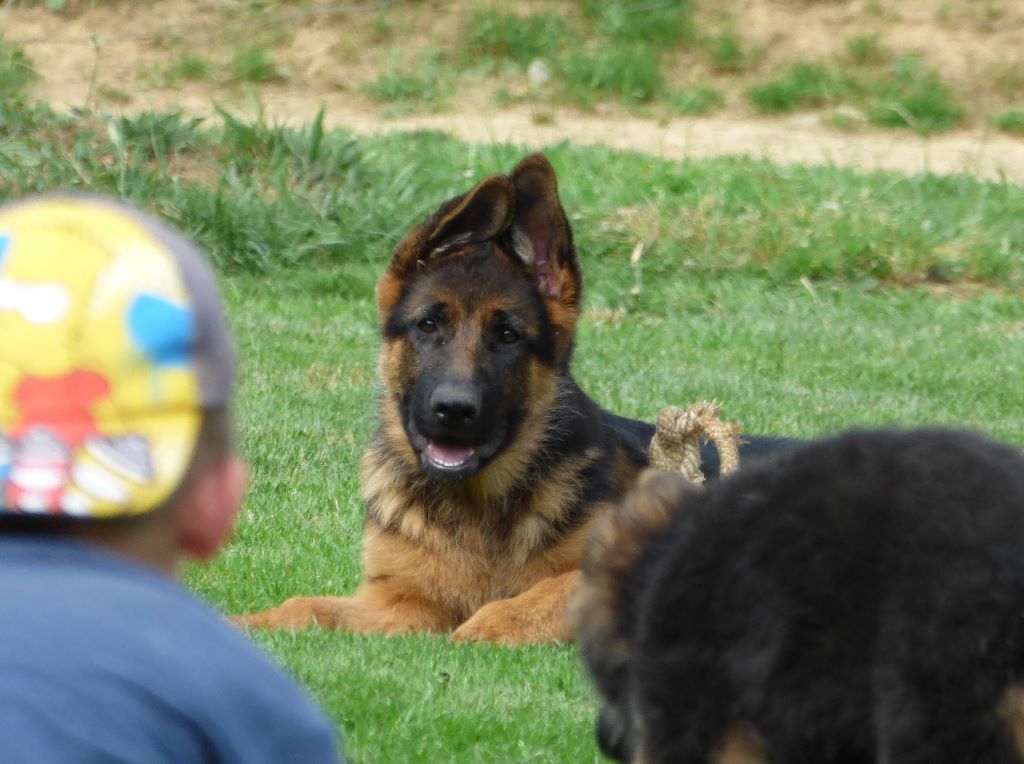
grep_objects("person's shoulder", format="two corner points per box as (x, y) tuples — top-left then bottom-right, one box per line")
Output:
(159, 595), (343, 763)
(0, 537), (342, 763)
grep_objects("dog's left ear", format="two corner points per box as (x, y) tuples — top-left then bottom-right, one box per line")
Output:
(506, 154), (582, 342)
(377, 174), (515, 322)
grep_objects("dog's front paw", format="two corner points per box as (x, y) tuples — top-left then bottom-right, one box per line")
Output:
(451, 600), (518, 644)
(452, 597), (571, 646)
(229, 597), (324, 631)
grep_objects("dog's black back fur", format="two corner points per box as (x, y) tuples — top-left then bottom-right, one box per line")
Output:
(597, 428), (1024, 763)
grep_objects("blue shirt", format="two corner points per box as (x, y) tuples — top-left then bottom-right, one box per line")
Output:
(0, 536), (342, 764)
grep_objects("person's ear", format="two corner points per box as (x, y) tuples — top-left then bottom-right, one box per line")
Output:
(176, 456), (248, 561)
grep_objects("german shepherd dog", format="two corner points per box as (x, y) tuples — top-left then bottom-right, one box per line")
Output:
(573, 428), (1024, 763)
(234, 154), (786, 645)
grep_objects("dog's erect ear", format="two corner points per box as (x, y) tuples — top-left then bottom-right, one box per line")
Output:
(507, 154), (580, 303)
(377, 174), (515, 319)
(424, 173), (515, 256)
(398, 173), (515, 269)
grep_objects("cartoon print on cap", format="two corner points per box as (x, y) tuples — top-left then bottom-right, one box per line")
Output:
(69, 434), (156, 510)
(128, 294), (195, 367)
(0, 229), (72, 325)
(86, 435), (155, 484)
(0, 275), (71, 326)
(4, 372), (167, 514)
(6, 427), (71, 513)
(12, 372), (109, 444)
(0, 435), (12, 505)
(5, 372), (110, 513)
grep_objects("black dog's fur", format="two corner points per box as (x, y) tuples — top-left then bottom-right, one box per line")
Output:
(574, 428), (1024, 763)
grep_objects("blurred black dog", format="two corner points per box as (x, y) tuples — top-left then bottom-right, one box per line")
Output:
(572, 428), (1024, 764)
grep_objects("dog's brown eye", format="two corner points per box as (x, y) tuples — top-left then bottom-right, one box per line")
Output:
(499, 327), (520, 344)
(417, 318), (438, 334)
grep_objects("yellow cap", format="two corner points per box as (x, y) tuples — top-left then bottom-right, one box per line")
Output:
(0, 196), (234, 518)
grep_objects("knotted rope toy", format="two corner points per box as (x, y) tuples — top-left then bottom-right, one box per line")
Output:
(648, 401), (741, 485)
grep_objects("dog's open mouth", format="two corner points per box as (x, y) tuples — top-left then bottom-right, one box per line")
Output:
(406, 414), (510, 482)
(423, 438), (479, 476)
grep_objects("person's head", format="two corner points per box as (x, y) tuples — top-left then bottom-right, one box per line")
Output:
(0, 195), (247, 575)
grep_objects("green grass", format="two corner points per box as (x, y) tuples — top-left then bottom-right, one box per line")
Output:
(3, 99), (1022, 286)
(231, 44), (288, 84)
(748, 55), (963, 133)
(362, 52), (453, 110)
(465, 9), (569, 67)
(865, 56), (964, 133)
(3, 92), (1024, 760)
(991, 108), (1024, 136)
(705, 25), (747, 73)
(748, 62), (853, 113)
(159, 53), (214, 86)
(561, 45), (663, 106)
(578, 0), (695, 49)
(668, 85), (724, 115)
(846, 32), (888, 66)
(0, 36), (36, 98)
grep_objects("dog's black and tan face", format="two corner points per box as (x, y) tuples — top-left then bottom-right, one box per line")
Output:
(375, 154), (581, 482)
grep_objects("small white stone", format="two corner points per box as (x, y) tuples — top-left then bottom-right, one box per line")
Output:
(527, 59), (552, 88)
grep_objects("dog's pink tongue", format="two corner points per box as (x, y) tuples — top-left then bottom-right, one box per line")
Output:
(426, 440), (474, 467)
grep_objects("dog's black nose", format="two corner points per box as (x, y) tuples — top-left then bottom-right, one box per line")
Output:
(430, 382), (480, 427)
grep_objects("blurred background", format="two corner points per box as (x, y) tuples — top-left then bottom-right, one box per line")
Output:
(3, 0), (1023, 178)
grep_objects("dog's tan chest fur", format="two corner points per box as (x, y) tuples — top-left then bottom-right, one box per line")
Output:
(361, 518), (592, 624)
(360, 439), (603, 622)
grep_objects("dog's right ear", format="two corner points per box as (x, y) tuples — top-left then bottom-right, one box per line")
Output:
(377, 174), (515, 319)
(505, 153), (582, 362)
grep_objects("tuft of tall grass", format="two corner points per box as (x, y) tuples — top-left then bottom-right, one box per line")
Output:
(865, 56), (964, 133)
(748, 62), (854, 113)
(160, 53), (214, 86)
(561, 45), (663, 107)
(846, 33), (888, 66)
(668, 85), (724, 115)
(362, 52), (453, 109)
(748, 55), (963, 134)
(0, 37), (37, 99)
(465, 9), (568, 66)
(991, 109), (1024, 136)
(578, 0), (695, 49)
(706, 26), (747, 73)
(231, 44), (289, 84)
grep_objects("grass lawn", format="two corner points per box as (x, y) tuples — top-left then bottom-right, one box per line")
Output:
(198, 270), (1022, 763)
(2, 94), (1023, 762)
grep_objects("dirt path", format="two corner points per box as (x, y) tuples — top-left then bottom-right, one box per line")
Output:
(264, 97), (1024, 183)
(4, 1), (1024, 183)
(34, 85), (1024, 184)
